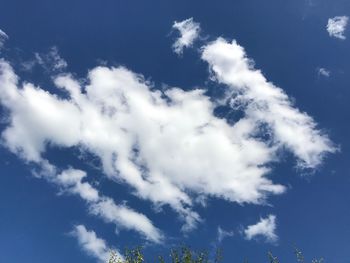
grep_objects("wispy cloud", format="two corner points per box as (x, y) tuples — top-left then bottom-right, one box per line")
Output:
(327, 16), (348, 40)
(34, 46), (67, 71)
(72, 224), (122, 262)
(19, 46), (68, 72)
(40, 164), (164, 243)
(217, 226), (234, 243)
(244, 215), (278, 244)
(0, 29), (9, 50)
(172, 18), (200, 55)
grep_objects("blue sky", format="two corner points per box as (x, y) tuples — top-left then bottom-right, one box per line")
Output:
(0, 0), (349, 262)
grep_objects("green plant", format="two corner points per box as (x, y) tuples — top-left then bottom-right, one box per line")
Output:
(107, 246), (323, 263)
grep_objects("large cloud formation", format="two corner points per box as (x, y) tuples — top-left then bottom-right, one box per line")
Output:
(0, 29), (335, 242)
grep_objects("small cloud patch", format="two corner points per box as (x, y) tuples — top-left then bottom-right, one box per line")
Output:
(244, 215), (278, 244)
(172, 18), (200, 55)
(327, 16), (348, 40)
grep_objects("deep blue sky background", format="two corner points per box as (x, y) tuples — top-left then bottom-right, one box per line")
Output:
(0, 0), (350, 262)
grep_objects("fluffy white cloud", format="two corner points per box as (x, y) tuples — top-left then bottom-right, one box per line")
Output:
(0, 29), (8, 50)
(244, 215), (278, 243)
(72, 224), (122, 262)
(0, 35), (335, 235)
(317, 68), (330, 77)
(327, 16), (348, 40)
(0, 59), (286, 231)
(172, 18), (200, 55)
(202, 38), (336, 169)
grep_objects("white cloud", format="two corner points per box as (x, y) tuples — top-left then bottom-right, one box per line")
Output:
(72, 224), (122, 262)
(0, 36), (335, 235)
(202, 38), (336, 169)
(0, 59), (286, 232)
(172, 18), (200, 55)
(56, 168), (100, 202)
(217, 226), (234, 243)
(244, 215), (278, 243)
(0, 29), (9, 50)
(317, 68), (330, 77)
(89, 197), (164, 242)
(327, 16), (348, 40)
(45, 166), (164, 243)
